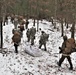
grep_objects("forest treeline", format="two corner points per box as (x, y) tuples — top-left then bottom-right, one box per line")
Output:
(0, 0), (76, 23)
(0, 0), (76, 37)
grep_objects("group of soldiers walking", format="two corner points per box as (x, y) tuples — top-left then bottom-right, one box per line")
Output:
(11, 15), (49, 54)
(11, 14), (29, 53)
(12, 26), (49, 53)
(4, 14), (76, 70)
(26, 27), (49, 49)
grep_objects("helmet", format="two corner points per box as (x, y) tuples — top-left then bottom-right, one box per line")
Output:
(41, 31), (45, 34)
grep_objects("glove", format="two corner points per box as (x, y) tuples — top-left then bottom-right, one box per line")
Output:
(59, 47), (61, 50)
(59, 50), (62, 53)
(59, 47), (62, 53)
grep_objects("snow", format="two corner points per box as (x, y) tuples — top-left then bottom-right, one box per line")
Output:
(0, 19), (76, 75)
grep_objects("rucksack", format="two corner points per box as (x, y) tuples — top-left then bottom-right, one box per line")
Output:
(64, 38), (76, 54)
(12, 32), (21, 44)
(18, 25), (24, 31)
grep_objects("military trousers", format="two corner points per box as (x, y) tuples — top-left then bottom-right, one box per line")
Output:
(14, 43), (18, 53)
(58, 55), (73, 69)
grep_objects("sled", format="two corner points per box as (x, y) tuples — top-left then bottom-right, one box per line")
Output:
(24, 43), (42, 57)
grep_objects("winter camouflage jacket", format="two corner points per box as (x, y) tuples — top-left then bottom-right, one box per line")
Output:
(39, 33), (48, 44)
(30, 27), (36, 37)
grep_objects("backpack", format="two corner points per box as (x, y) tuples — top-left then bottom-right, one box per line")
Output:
(12, 32), (21, 44)
(18, 25), (24, 31)
(63, 38), (76, 54)
(39, 33), (46, 44)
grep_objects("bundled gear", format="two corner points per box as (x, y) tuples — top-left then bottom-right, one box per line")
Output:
(21, 20), (26, 25)
(12, 31), (21, 53)
(59, 38), (76, 54)
(58, 36), (76, 70)
(12, 29), (22, 38)
(18, 25), (25, 32)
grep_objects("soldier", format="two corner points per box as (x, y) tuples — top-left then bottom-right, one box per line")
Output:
(18, 25), (25, 37)
(14, 17), (18, 29)
(39, 31), (48, 51)
(26, 19), (29, 29)
(58, 36), (76, 70)
(12, 31), (21, 53)
(26, 29), (30, 42)
(30, 26), (36, 45)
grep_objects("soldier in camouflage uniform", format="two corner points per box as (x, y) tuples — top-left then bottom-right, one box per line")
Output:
(18, 25), (25, 37)
(30, 26), (36, 45)
(12, 31), (21, 53)
(14, 17), (18, 29)
(58, 36), (76, 70)
(26, 19), (29, 29)
(39, 31), (48, 51)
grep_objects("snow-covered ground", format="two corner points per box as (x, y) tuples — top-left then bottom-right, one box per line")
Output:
(0, 19), (76, 75)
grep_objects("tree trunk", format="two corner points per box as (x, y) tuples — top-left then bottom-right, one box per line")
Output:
(65, 18), (67, 26)
(71, 22), (75, 38)
(51, 18), (54, 25)
(66, 23), (68, 28)
(37, 19), (39, 31)
(61, 20), (64, 36)
(0, 20), (3, 48)
(33, 18), (35, 26)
